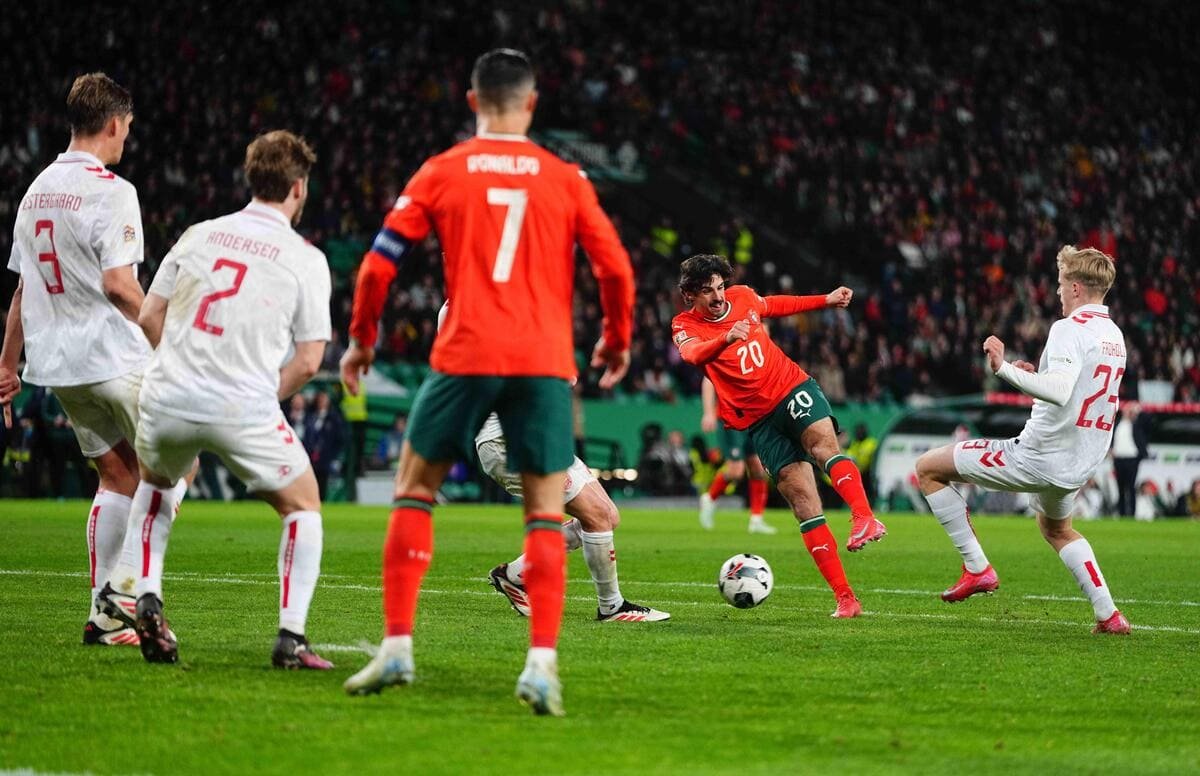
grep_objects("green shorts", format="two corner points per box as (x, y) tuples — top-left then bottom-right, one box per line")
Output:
(717, 425), (753, 462)
(747, 378), (837, 480)
(407, 372), (574, 475)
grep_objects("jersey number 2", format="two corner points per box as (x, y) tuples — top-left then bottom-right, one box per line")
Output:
(1076, 364), (1124, 431)
(487, 188), (527, 282)
(192, 258), (248, 336)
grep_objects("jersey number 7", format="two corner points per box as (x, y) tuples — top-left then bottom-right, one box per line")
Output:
(487, 188), (527, 282)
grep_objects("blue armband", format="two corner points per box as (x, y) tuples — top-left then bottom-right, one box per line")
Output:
(370, 227), (411, 266)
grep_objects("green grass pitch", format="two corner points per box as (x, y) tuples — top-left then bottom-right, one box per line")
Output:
(0, 500), (1197, 775)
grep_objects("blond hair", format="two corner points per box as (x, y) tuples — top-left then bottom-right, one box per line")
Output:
(1057, 245), (1115, 297)
(243, 130), (316, 202)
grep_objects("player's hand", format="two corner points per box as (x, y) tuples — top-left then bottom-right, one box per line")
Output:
(340, 342), (375, 396)
(826, 286), (853, 308)
(725, 319), (751, 344)
(0, 368), (19, 429)
(1013, 360), (1037, 374)
(591, 338), (631, 390)
(701, 411), (717, 433)
(982, 336), (1006, 373)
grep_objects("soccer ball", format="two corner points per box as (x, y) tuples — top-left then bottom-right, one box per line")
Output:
(718, 553), (774, 609)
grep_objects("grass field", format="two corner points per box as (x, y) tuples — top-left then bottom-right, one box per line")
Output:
(0, 500), (1197, 775)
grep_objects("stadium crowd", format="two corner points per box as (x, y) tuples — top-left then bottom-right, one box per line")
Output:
(2, 0), (1198, 421)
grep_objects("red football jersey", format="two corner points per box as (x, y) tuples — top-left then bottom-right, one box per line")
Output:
(672, 285), (810, 429)
(349, 132), (633, 378)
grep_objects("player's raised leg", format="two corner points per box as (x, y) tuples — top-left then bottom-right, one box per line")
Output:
(776, 462), (860, 617)
(1034, 496), (1130, 634)
(915, 444), (998, 602)
(802, 417), (885, 551)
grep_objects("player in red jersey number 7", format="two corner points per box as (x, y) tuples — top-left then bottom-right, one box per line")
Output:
(671, 255), (885, 618)
(340, 50), (635, 715)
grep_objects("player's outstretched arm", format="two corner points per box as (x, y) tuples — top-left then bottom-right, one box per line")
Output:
(675, 319), (750, 366)
(984, 335), (1073, 406)
(0, 279), (24, 427)
(280, 340), (326, 399)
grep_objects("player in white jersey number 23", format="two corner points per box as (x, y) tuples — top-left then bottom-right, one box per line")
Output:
(914, 245), (1132, 635)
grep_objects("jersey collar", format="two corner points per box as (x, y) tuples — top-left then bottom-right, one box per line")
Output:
(703, 300), (733, 323)
(242, 200), (292, 228)
(476, 131), (530, 143)
(54, 150), (104, 166)
(1072, 303), (1110, 316)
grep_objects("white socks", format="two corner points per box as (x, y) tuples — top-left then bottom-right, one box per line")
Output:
(506, 517), (583, 582)
(581, 530), (623, 613)
(926, 486), (990, 573)
(86, 490), (133, 614)
(1058, 538), (1117, 621)
(279, 511), (323, 635)
(107, 480), (188, 596)
(525, 646), (557, 671)
(506, 520), (622, 613)
(130, 483), (178, 599)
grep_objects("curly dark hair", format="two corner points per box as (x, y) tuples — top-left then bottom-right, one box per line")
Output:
(678, 254), (733, 298)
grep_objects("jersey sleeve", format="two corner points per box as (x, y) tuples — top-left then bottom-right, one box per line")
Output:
(1042, 320), (1085, 387)
(293, 250), (333, 342)
(382, 162), (438, 243)
(7, 240), (23, 273)
(147, 226), (195, 299)
(92, 183), (145, 270)
(574, 170), (635, 351)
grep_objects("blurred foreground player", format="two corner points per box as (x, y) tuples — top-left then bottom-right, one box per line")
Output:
(672, 255), (885, 617)
(97, 131), (335, 667)
(341, 49), (635, 715)
(698, 377), (775, 533)
(915, 246), (1131, 634)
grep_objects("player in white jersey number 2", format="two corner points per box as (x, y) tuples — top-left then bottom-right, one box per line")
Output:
(94, 131), (336, 668)
(0, 73), (187, 647)
(915, 246), (1131, 634)
(434, 303), (667, 622)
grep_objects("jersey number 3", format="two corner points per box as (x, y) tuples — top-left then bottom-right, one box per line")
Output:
(34, 219), (65, 295)
(1076, 363), (1124, 431)
(193, 258), (248, 336)
(487, 188), (527, 282)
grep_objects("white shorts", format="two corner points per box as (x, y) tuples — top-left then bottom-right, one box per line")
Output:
(476, 437), (595, 503)
(52, 370), (143, 457)
(953, 438), (1079, 520)
(136, 410), (310, 494)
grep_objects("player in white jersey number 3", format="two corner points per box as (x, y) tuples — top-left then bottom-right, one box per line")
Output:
(0, 73), (185, 647)
(94, 131), (336, 667)
(915, 246), (1131, 634)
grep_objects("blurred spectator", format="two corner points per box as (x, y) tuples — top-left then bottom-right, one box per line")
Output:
(1110, 402), (1149, 516)
(644, 429), (693, 496)
(1185, 480), (1200, 520)
(303, 391), (345, 500)
(373, 412), (407, 470)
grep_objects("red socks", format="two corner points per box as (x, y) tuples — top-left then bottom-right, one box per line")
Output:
(825, 455), (873, 517)
(749, 477), (768, 515)
(383, 496), (434, 637)
(800, 516), (851, 596)
(523, 513), (566, 649)
(707, 471), (729, 500)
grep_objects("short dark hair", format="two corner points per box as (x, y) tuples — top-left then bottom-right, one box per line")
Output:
(66, 73), (133, 136)
(243, 130), (316, 202)
(678, 254), (733, 297)
(471, 48), (535, 110)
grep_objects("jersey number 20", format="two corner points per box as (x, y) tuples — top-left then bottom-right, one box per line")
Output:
(487, 188), (527, 282)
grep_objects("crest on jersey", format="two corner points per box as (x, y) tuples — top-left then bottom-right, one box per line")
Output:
(123, 225), (136, 243)
(749, 311), (760, 325)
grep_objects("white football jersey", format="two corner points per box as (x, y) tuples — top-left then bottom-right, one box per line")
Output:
(139, 202), (331, 426)
(7, 151), (150, 386)
(1017, 303), (1127, 488)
